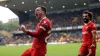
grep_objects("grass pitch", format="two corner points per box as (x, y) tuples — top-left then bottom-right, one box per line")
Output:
(0, 43), (100, 56)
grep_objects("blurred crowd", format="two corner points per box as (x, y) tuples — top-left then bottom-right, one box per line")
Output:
(21, 7), (100, 29)
(48, 7), (100, 28)
(0, 7), (100, 45)
(0, 31), (100, 45)
(12, 7), (100, 31)
(0, 35), (32, 45)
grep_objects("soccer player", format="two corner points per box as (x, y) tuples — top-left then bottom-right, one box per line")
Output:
(78, 11), (97, 56)
(20, 6), (52, 56)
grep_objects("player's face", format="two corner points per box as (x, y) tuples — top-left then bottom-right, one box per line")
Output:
(35, 7), (42, 20)
(83, 14), (90, 23)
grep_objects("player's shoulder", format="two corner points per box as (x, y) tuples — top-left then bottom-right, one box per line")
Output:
(40, 18), (50, 26)
(90, 21), (95, 24)
(90, 21), (96, 26)
(43, 18), (51, 24)
(44, 18), (50, 21)
(90, 21), (96, 28)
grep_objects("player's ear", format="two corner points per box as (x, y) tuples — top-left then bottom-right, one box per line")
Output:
(41, 11), (44, 15)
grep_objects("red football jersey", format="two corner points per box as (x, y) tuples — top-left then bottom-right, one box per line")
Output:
(82, 21), (97, 45)
(27, 17), (52, 49)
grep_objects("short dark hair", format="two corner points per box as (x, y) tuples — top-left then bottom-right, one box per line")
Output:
(83, 10), (93, 20)
(40, 6), (46, 14)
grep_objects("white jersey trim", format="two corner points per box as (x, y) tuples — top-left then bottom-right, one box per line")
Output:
(45, 35), (50, 43)
(40, 26), (46, 31)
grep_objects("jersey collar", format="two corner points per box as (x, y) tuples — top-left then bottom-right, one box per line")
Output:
(40, 17), (46, 23)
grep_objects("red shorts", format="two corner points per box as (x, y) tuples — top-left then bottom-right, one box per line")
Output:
(21, 47), (46, 56)
(79, 43), (96, 55)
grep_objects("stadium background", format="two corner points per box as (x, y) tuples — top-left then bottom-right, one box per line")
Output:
(0, 0), (100, 56)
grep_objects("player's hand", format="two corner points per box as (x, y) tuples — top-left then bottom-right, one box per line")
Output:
(87, 49), (92, 56)
(90, 44), (95, 48)
(20, 25), (26, 32)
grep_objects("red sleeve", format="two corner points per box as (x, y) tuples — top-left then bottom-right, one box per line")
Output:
(26, 21), (48, 37)
(26, 28), (44, 37)
(91, 23), (97, 32)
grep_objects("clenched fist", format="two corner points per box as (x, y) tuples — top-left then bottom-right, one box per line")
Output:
(20, 25), (26, 32)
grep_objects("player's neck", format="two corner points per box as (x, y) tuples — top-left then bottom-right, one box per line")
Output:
(41, 15), (46, 19)
(39, 15), (46, 22)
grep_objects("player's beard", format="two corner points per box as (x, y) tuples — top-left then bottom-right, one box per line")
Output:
(83, 18), (89, 23)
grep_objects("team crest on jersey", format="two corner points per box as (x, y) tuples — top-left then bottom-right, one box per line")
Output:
(42, 21), (48, 26)
(43, 21), (46, 24)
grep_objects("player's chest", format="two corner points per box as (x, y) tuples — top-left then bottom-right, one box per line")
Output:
(82, 25), (92, 31)
(82, 24), (92, 35)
